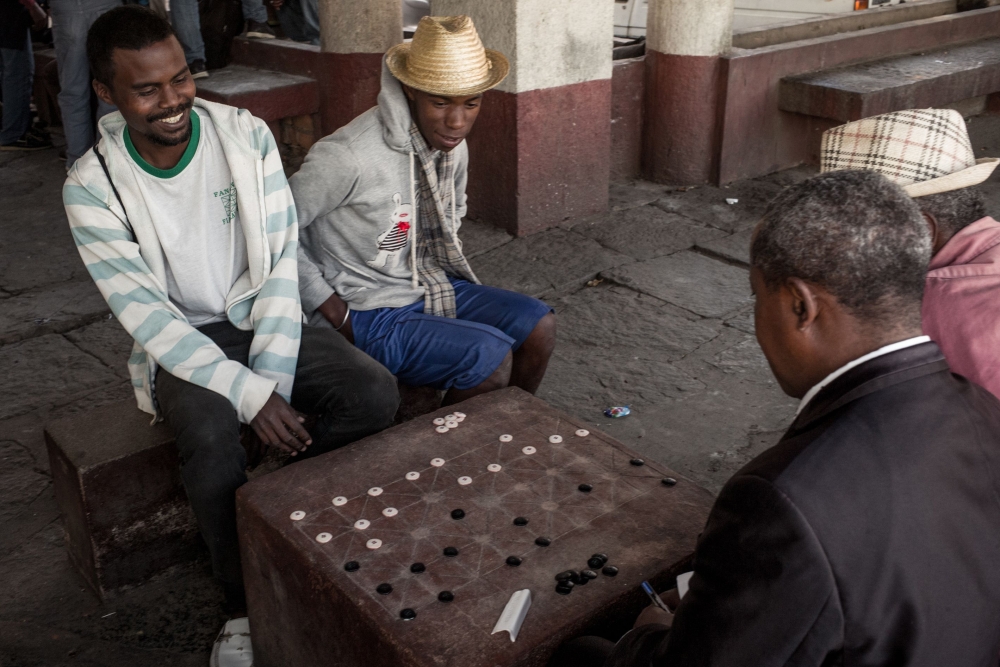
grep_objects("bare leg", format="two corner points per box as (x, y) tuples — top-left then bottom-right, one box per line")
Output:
(509, 312), (556, 394)
(443, 350), (513, 406)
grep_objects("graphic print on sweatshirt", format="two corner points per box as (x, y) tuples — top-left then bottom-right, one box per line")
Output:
(214, 181), (239, 225)
(367, 192), (413, 269)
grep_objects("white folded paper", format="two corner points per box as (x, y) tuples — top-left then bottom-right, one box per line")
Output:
(491, 589), (532, 642)
(677, 571), (694, 599)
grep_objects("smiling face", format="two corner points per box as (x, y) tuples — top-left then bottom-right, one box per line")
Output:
(94, 36), (196, 147)
(404, 86), (482, 152)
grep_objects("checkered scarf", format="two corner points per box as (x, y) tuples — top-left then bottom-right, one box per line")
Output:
(409, 124), (479, 318)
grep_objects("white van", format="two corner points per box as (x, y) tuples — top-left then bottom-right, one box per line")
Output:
(614, 0), (906, 37)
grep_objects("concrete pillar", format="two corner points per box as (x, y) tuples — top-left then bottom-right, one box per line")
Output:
(644, 0), (735, 184)
(316, 0), (401, 133)
(432, 0), (614, 237)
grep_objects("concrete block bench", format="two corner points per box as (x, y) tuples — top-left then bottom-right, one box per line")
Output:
(779, 36), (1000, 122)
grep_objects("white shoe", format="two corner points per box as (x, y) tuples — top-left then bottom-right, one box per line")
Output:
(210, 617), (253, 667)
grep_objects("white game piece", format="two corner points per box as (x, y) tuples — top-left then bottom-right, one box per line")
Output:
(492, 589), (532, 643)
(433, 417), (446, 426)
(522, 446), (536, 455)
(290, 511), (306, 521)
(382, 507), (398, 518)
(405, 471), (420, 481)
(549, 435), (563, 444)
(445, 420), (459, 429)
(436, 425), (450, 434)
(368, 487), (383, 497)
(487, 463), (502, 472)
(431, 457), (445, 467)
(316, 532), (332, 543)
(445, 414), (457, 421)
(354, 519), (370, 530)
(499, 434), (513, 443)
(677, 571), (694, 599)
(458, 476), (472, 486)
(366, 538), (382, 550)
(453, 411), (466, 419)
(332, 496), (348, 507)
(575, 429), (590, 437)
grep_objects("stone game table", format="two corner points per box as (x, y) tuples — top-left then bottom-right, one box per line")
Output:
(237, 388), (714, 667)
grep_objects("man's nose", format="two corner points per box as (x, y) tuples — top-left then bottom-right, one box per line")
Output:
(445, 107), (466, 131)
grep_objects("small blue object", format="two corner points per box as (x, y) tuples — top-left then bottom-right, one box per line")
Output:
(604, 406), (631, 419)
(641, 580), (671, 612)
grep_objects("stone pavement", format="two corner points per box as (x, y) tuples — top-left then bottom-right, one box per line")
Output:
(2, 114), (998, 665)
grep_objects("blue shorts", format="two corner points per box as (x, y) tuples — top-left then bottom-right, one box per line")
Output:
(350, 279), (552, 391)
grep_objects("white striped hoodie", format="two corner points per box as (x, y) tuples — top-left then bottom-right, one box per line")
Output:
(63, 98), (301, 424)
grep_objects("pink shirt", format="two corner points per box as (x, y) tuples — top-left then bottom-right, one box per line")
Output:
(923, 216), (1000, 401)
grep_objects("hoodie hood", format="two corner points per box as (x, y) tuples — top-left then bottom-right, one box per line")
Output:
(377, 56), (415, 154)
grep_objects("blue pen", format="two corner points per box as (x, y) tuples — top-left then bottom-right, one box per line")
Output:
(640, 581), (671, 613)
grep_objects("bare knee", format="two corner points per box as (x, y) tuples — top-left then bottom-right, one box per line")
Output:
(484, 350), (513, 391)
(524, 312), (556, 357)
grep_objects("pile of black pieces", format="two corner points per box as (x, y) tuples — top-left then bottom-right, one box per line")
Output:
(555, 553), (617, 595)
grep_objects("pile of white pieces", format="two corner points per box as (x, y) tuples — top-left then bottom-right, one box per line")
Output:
(433, 411), (466, 433)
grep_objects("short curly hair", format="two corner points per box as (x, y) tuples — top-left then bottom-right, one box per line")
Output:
(87, 5), (176, 88)
(751, 170), (931, 326)
(918, 187), (986, 241)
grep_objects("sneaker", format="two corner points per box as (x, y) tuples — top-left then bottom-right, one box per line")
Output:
(190, 59), (209, 80)
(0, 131), (52, 151)
(209, 617), (253, 667)
(244, 20), (276, 39)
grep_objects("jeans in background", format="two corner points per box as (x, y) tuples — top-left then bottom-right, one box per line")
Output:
(277, 0), (319, 45)
(172, 0), (269, 65)
(0, 30), (33, 145)
(50, 0), (121, 167)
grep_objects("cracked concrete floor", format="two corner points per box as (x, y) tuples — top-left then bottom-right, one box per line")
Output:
(2, 114), (998, 665)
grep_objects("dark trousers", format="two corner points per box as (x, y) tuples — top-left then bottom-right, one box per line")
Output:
(156, 323), (400, 608)
(548, 637), (615, 667)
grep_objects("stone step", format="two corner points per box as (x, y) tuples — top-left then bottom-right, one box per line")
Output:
(778, 37), (1000, 122)
(195, 64), (320, 123)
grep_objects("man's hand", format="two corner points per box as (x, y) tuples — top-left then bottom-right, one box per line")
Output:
(23, 0), (47, 30)
(634, 604), (674, 630)
(317, 293), (354, 344)
(269, 0), (284, 8)
(250, 392), (312, 455)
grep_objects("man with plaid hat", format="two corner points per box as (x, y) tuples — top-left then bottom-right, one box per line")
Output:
(821, 108), (1000, 400)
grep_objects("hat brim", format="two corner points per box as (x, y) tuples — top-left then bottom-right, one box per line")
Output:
(905, 158), (1000, 198)
(385, 44), (509, 97)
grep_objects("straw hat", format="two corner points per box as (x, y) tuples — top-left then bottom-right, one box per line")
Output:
(820, 108), (999, 197)
(386, 15), (509, 97)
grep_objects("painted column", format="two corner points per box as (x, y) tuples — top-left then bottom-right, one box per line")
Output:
(433, 0), (613, 237)
(644, 0), (735, 184)
(316, 0), (401, 133)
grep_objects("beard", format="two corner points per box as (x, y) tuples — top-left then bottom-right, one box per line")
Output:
(143, 102), (193, 146)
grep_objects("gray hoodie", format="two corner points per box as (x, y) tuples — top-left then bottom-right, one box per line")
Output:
(291, 59), (469, 317)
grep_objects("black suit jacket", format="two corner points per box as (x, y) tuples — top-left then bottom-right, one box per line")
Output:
(611, 343), (1000, 666)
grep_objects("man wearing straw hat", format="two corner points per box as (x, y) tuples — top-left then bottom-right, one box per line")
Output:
(291, 16), (557, 405)
(821, 108), (1000, 400)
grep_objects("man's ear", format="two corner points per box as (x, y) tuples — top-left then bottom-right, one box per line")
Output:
(92, 79), (114, 108)
(786, 277), (820, 330)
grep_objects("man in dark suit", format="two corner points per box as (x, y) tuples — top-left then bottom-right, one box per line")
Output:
(553, 169), (1000, 667)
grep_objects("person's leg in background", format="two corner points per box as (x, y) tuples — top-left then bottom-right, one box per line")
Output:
(167, 0), (208, 78)
(0, 29), (48, 149)
(49, 0), (121, 168)
(241, 0), (276, 39)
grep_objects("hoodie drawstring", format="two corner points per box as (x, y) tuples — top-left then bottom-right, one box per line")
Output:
(409, 152), (419, 290)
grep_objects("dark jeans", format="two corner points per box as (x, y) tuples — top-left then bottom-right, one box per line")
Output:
(156, 323), (399, 608)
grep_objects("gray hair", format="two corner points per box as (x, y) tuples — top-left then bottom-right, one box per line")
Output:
(751, 170), (931, 326)
(917, 187), (986, 241)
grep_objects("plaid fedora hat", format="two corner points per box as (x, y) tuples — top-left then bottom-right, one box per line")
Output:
(820, 108), (999, 198)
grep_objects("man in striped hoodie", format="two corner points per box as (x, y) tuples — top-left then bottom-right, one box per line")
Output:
(63, 8), (398, 664)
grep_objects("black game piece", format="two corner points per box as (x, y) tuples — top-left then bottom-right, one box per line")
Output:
(443, 546), (459, 557)
(555, 571), (573, 582)
(410, 562), (426, 574)
(555, 585), (573, 596)
(451, 508), (465, 520)
(576, 576), (589, 586)
(602, 565), (619, 577)
(438, 591), (455, 603)
(376, 583), (393, 595)
(581, 569), (599, 580)
(630, 458), (645, 466)
(535, 536), (551, 547)
(344, 561), (360, 572)
(513, 517), (529, 526)
(400, 608), (417, 620)
(506, 555), (522, 567)
(578, 483), (593, 493)
(592, 552), (609, 563)
(661, 477), (677, 487)
(568, 570), (581, 584)
(587, 557), (604, 569)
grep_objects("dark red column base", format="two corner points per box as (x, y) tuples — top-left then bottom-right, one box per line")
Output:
(643, 49), (727, 185)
